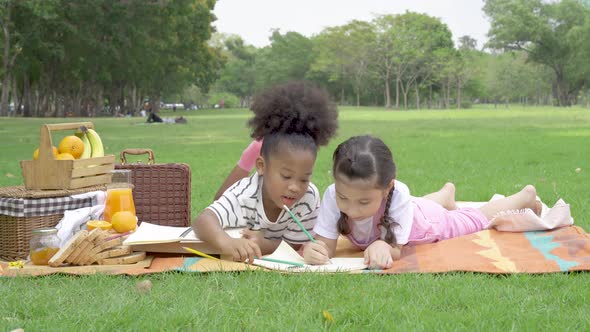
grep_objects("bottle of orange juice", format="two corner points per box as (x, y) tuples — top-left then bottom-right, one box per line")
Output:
(103, 170), (136, 222)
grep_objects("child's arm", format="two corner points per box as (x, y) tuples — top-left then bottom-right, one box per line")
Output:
(364, 240), (402, 269)
(302, 235), (337, 265)
(213, 140), (262, 201)
(193, 210), (262, 262)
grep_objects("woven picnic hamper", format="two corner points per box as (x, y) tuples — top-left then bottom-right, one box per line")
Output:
(115, 149), (191, 227)
(0, 185), (105, 261)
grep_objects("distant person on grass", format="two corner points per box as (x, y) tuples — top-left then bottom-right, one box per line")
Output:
(146, 109), (163, 123)
(302, 135), (542, 269)
(193, 81), (338, 262)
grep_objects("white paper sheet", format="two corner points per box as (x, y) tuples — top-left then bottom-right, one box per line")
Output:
(253, 241), (367, 273)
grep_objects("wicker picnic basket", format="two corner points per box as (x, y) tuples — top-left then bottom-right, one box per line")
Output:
(0, 185), (106, 261)
(115, 149), (191, 227)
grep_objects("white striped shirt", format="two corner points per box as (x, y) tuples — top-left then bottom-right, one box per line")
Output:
(207, 174), (320, 244)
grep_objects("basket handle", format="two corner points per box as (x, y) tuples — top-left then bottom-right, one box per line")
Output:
(120, 148), (155, 165)
(38, 122), (95, 161)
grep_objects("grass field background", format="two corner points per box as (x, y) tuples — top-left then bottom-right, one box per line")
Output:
(1, 106), (589, 330)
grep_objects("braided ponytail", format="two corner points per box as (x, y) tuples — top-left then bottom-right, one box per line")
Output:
(337, 213), (351, 235)
(379, 188), (398, 245)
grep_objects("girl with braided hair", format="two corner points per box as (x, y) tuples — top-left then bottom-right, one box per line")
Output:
(304, 135), (542, 269)
(194, 81), (338, 262)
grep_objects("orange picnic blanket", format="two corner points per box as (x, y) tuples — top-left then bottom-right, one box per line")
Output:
(2, 225), (590, 276)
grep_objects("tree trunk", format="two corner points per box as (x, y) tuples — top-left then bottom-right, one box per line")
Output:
(415, 84), (420, 110)
(24, 75), (33, 117)
(457, 81), (461, 110)
(554, 67), (572, 107)
(428, 85), (432, 109)
(1, 11), (12, 117)
(12, 75), (19, 116)
(395, 78), (399, 109)
(384, 73), (391, 109)
(1, 72), (11, 116)
(403, 91), (408, 110)
(446, 82), (451, 109)
(94, 88), (103, 116)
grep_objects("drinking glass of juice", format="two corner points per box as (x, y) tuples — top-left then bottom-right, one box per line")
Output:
(104, 170), (136, 222)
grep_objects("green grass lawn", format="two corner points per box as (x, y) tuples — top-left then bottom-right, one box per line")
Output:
(1, 106), (590, 330)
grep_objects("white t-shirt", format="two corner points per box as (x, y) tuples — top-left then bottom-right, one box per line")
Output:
(313, 180), (414, 245)
(207, 174), (320, 244)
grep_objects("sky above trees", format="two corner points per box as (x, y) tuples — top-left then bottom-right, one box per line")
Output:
(213, 0), (491, 48)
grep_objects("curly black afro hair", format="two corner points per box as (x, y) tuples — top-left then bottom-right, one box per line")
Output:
(248, 81), (338, 147)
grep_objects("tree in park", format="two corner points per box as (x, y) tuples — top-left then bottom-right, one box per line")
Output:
(253, 30), (313, 90)
(0, 0), (220, 117)
(371, 13), (454, 110)
(484, 0), (590, 106)
(0, 0), (60, 117)
(311, 20), (375, 106)
(212, 34), (257, 107)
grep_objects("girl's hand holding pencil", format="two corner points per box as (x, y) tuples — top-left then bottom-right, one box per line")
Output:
(302, 241), (331, 265)
(282, 205), (333, 265)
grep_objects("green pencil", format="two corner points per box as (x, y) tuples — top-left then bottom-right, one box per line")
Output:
(283, 205), (333, 264)
(258, 256), (305, 267)
(282, 205), (317, 243)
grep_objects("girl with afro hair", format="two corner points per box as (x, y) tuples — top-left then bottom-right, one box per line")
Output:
(194, 81), (338, 262)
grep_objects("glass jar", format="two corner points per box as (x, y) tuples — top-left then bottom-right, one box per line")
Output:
(29, 228), (61, 265)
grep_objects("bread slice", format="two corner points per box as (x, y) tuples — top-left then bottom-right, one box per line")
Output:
(67, 228), (102, 264)
(48, 230), (88, 267)
(85, 234), (130, 265)
(99, 251), (146, 265)
(77, 229), (113, 265)
(67, 228), (104, 265)
(93, 245), (133, 262)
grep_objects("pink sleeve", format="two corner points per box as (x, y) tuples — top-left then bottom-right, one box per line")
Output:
(237, 139), (263, 171)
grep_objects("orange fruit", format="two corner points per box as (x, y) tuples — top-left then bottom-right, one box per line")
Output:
(55, 153), (75, 160)
(33, 146), (59, 160)
(111, 211), (137, 233)
(86, 220), (112, 231)
(58, 135), (85, 159)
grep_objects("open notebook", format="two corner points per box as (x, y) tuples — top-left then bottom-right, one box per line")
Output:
(123, 222), (243, 254)
(253, 241), (368, 273)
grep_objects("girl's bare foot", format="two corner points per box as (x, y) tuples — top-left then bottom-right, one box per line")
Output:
(423, 182), (458, 210)
(479, 184), (538, 221)
(441, 182), (458, 210)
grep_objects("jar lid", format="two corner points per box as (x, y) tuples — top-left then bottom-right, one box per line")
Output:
(32, 227), (58, 235)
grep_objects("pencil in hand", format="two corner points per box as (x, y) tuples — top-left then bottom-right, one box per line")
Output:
(282, 205), (316, 243)
(283, 205), (332, 264)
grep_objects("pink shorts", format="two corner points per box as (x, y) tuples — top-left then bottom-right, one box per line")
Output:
(407, 197), (490, 245)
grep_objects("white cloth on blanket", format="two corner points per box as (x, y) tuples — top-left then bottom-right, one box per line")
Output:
(70, 190), (106, 206)
(457, 194), (573, 232)
(55, 191), (106, 247)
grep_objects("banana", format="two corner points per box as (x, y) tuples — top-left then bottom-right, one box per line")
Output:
(81, 126), (105, 158)
(75, 128), (92, 159)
